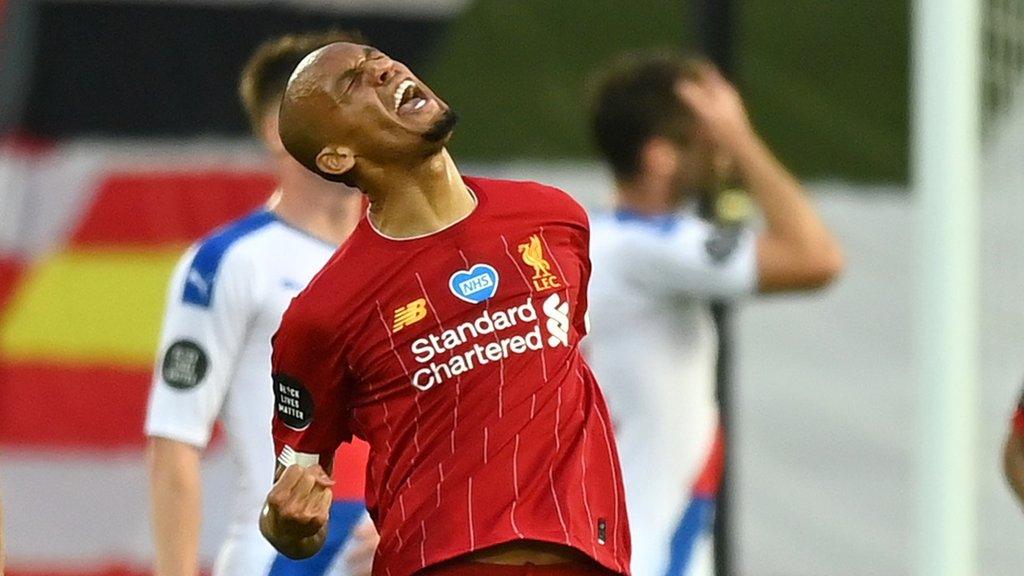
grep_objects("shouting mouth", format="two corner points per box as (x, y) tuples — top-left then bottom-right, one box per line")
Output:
(394, 79), (429, 115)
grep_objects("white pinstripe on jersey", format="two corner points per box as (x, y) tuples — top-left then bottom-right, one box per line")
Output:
(415, 271), (462, 455)
(458, 248), (508, 418)
(549, 385), (571, 544)
(510, 433), (525, 538)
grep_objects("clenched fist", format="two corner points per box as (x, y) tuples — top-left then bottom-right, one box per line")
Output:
(260, 464), (335, 558)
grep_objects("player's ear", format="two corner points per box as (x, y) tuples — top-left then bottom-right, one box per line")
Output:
(315, 146), (356, 178)
(262, 111), (287, 156)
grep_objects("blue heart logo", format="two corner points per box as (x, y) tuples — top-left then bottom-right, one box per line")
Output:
(449, 263), (500, 304)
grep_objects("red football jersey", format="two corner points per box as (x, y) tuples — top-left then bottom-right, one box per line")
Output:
(271, 177), (631, 576)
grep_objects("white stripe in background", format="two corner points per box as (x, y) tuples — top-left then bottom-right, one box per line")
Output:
(0, 149), (101, 258)
(46, 0), (473, 18)
(1, 448), (235, 569)
(0, 140), (280, 260)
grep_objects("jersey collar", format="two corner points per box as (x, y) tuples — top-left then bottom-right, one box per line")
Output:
(613, 209), (679, 234)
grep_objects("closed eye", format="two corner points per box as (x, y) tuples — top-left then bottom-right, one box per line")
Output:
(340, 52), (385, 94)
(340, 65), (363, 94)
(344, 73), (359, 93)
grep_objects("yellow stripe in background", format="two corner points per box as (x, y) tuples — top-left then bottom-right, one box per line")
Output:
(0, 248), (186, 366)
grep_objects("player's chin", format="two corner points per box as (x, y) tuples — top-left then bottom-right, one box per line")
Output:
(421, 108), (458, 144)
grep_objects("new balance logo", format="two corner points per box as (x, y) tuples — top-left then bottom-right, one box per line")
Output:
(543, 293), (570, 347)
(393, 298), (428, 332)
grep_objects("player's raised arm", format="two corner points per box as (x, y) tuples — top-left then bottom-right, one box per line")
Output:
(677, 68), (844, 293)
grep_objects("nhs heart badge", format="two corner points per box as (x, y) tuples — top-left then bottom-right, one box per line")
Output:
(449, 263), (499, 304)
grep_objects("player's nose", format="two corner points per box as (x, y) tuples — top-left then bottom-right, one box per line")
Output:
(368, 56), (396, 87)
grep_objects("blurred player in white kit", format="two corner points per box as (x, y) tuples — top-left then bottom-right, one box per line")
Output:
(145, 32), (377, 576)
(586, 53), (844, 576)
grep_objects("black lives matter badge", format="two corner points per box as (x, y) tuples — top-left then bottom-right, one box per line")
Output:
(162, 340), (209, 390)
(274, 374), (314, 431)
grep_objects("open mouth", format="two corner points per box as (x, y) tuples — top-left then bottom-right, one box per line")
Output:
(394, 79), (428, 114)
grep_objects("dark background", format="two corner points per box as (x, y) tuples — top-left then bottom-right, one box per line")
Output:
(6, 0), (912, 182)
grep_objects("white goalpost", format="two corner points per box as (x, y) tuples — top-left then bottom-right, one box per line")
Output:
(913, 0), (981, 575)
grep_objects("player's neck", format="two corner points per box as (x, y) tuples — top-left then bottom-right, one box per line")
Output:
(614, 178), (677, 216)
(361, 149), (475, 239)
(270, 156), (363, 246)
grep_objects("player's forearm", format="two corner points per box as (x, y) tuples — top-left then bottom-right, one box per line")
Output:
(148, 440), (202, 576)
(259, 505), (329, 559)
(1003, 433), (1024, 507)
(732, 133), (843, 276)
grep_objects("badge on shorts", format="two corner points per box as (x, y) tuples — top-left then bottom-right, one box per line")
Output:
(449, 263), (499, 304)
(274, 374), (315, 431)
(162, 340), (209, 390)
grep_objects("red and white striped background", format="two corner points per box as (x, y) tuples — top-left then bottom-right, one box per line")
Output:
(0, 140), (367, 576)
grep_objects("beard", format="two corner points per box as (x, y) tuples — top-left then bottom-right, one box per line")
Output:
(423, 108), (459, 143)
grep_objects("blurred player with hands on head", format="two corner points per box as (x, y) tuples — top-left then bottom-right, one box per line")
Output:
(261, 42), (631, 576)
(586, 54), (843, 576)
(145, 31), (375, 576)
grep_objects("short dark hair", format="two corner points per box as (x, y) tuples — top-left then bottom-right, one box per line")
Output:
(239, 30), (364, 135)
(589, 52), (706, 180)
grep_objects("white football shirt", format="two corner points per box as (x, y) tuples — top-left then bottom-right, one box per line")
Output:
(586, 209), (756, 576)
(145, 209), (336, 576)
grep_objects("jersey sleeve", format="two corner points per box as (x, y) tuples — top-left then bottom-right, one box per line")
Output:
(622, 217), (757, 299)
(531, 179), (593, 339)
(144, 246), (256, 448)
(571, 204), (593, 339)
(271, 303), (353, 468)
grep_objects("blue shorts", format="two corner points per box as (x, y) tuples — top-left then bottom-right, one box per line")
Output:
(269, 500), (368, 576)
